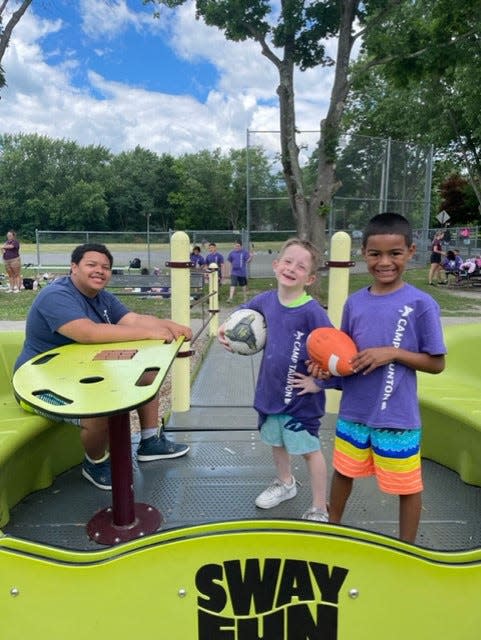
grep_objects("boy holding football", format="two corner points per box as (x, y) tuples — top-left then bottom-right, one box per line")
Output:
(327, 213), (446, 542)
(218, 238), (333, 522)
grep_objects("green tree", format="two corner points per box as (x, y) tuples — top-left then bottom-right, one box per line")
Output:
(146, 0), (431, 250)
(438, 173), (478, 226)
(344, 0), (481, 213)
(106, 146), (169, 231)
(170, 149), (233, 229)
(0, 133), (111, 235)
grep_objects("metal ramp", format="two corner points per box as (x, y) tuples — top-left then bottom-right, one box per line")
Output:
(3, 340), (481, 552)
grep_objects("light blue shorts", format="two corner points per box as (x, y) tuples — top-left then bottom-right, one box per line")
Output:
(260, 414), (321, 455)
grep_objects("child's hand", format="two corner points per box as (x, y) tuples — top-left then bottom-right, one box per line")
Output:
(351, 347), (395, 375)
(217, 323), (233, 352)
(291, 372), (322, 395)
(305, 360), (331, 380)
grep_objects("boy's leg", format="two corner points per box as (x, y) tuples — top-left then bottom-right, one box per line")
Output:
(135, 372), (190, 460)
(80, 417), (111, 490)
(80, 417), (109, 459)
(330, 419), (373, 523)
(255, 445), (297, 509)
(371, 427), (423, 542)
(328, 470), (353, 523)
(272, 445), (293, 484)
(304, 449), (328, 512)
(399, 492), (422, 543)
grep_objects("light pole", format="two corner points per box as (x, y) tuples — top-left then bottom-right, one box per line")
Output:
(146, 213), (151, 272)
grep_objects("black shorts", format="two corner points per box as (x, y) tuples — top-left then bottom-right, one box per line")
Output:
(231, 275), (247, 286)
(430, 253), (442, 264)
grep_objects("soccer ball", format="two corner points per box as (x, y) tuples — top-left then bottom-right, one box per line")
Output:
(306, 327), (358, 376)
(223, 309), (267, 356)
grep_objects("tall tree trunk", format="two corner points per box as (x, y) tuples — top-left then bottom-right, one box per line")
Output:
(274, 0), (359, 254)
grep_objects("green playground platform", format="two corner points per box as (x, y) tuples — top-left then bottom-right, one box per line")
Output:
(1, 323), (481, 639)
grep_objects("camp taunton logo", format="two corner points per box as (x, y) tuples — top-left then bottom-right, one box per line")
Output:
(195, 557), (348, 639)
(381, 304), (414, 411)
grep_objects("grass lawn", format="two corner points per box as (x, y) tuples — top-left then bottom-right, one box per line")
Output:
(1, 267), (480, 321)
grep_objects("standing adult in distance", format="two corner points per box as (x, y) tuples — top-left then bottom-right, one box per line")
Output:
(226, 240), (252, 303)
(2, 229), (22, 293)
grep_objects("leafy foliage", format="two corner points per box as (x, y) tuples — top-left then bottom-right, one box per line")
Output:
(0, 133), (279, 238)
(345, 0), (481, 219)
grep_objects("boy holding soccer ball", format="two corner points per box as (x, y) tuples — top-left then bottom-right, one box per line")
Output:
(218, 238), (333, 522)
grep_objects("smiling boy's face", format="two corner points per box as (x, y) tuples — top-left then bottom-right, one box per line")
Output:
(273, 244), (316, 292)
(362, 233), (415, 293)
(70, 251), (112, 297)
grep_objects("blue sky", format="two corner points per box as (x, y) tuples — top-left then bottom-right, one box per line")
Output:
(1, 0), (333, 156)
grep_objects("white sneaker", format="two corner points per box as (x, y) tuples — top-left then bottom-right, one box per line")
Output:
(302, 507), (329, 522)
(255, 477), (297, 509)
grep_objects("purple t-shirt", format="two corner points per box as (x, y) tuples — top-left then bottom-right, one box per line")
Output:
(339, 283), (446, 429)
(205, 252), (224, 267)
(190, 253), (205, 268)
(243, 290), (333, 434)
(3, 239), (20, 260)
(228, 249), (251, 277)
(15, 276), (129, 370)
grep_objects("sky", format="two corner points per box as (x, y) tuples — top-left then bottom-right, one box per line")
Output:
(0, 0), (335, 157)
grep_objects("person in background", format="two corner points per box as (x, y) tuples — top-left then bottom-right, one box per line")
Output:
(323, 213), (446, 543)
(428, 230), (444, 285)
(204, 242), (225, 283)
(226, 240), (252, 303)
(190, 245), (205, 268)
(218, 238), (332, 522)
(2, 230), (22, 293)
(14, 243), (192, 490)
(441, 249), (463, 283)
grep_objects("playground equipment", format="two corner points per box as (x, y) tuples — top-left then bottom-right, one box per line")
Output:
(1, 233), (481, 638)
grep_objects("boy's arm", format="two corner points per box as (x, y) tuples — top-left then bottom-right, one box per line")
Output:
(351, 347), (445, 376)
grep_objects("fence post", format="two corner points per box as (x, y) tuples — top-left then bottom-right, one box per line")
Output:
(170, 231), (191, 412)
(208, 264), (219, 337)
(325, 231), (353, 413)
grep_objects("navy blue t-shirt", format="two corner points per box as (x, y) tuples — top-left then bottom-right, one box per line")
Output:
(15, 276), (129, 370)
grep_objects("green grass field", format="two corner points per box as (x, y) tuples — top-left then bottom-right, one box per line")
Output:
(1, 265), (480, 321)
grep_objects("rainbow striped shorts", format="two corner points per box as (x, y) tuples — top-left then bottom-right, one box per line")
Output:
(333, 418), (423, 495)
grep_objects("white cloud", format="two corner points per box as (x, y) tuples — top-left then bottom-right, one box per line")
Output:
(0, 2), (333, 156)
(79, 0), (163, 40)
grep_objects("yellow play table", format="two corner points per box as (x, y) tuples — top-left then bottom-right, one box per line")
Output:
(13, 338), (183, 545)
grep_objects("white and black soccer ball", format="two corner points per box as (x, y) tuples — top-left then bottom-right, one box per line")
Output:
(223, 309), (267, 355)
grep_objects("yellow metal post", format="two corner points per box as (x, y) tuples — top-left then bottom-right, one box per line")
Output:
(326, 231), (352, 413)
(208, 263), (219, 338)
(170, 231), (191, 412)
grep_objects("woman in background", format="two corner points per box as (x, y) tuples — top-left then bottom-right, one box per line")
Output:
(2, 230), (22, 293)
(428, 230), (444, 286)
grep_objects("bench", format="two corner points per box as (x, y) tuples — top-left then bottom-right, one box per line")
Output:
(107, 270), (205, 297)
(419, 323), (481, 487)
(0, 332), (83, 528)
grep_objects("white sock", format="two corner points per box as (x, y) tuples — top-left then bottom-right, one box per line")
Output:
(141, 427), (157, 440)
(85, 451), (109, 464)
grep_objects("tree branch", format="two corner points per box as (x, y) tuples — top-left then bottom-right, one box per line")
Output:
(353, 0), (404, 43)
(0, 0), (33, 63)
(243, 22), (282, 69)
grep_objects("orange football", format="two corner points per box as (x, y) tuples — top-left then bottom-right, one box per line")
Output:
(306, 327), (357, 376)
